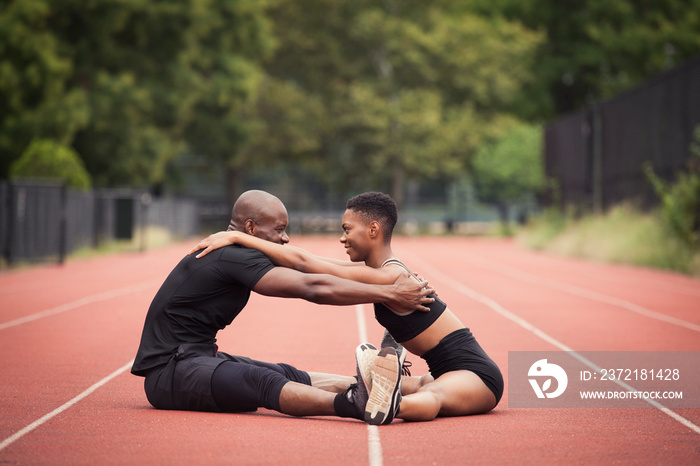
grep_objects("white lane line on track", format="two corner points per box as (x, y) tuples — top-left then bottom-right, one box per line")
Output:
(465, 254), (700, 332)
(546, 266), (700, 298)
(356, 304), (383, 466)
(402, 252), (700, 436)
(0, 359), (134, 452)
(0, 281), (161, 331)
(507, 251), (700, 298)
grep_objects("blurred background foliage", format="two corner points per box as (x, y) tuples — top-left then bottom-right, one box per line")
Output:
(2, 0), (699, 208)
(10, 138), (91, 190)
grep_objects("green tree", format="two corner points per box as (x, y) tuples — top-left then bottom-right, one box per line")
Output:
(474, 0), (700, 117)
(256, 0), (542, 205)
(2, 0), (274, 197)
(61, 0), (273, 190)
(472, 123), (545, 232)
(0, 0), (89, 179)
(178, 0), (275, 203)
(10, 139), (91, 190)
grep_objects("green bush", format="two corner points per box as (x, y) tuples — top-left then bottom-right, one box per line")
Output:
(643, 127), (700, 250)
(516, 207), (567, 250)
(517, 205), (699, 276)
(10, 139), (92, 190)
(516, 130), (700, 277)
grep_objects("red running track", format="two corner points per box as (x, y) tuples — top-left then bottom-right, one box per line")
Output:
(1, 237), (699, 465)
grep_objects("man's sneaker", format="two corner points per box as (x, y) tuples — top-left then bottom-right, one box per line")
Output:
(355, 343), (379, 401)
(380, 330), (411, 376)
(336, 382), (367, 420)
(364, 347), (402, 425)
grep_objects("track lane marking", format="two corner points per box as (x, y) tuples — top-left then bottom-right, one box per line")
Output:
(0, 281), (161, 331)
(494, 247), (700, 298)
(402, 251), (700, 436)
(356, 304), (383, 466)
(462, 253), (700, 332)
(0, 359), (134, 452)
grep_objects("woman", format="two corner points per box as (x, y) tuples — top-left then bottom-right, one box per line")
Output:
(190, 192), (503, 421)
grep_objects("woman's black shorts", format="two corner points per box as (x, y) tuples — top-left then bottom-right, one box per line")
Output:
(420, 328), (503, 404)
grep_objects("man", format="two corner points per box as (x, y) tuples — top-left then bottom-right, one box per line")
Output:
(131, 190), (433, 425)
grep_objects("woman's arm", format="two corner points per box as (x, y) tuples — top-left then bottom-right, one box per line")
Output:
(190, 231), (309, 268)
(189, 231), (394, 284)
(253, 267), (433, 313)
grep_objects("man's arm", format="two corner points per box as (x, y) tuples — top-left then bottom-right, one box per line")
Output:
(190, 231), (393, 284)
(253, 267), (434, 314)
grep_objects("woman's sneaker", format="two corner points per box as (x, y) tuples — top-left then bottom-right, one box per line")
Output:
(380, 330), (411, 376)
(364, 347), (402, 425)
(354, 343), (378, 402)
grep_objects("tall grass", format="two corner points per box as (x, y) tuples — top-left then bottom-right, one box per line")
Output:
(69, 226), (177, 260)
(517, 205), (700, 276)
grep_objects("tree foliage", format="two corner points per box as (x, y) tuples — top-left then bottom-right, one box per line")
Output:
(0, 0), (89, 179)
(10, 139), (91, 190)
(2, 0), (697, 206)
(474, 0), (700, 117)
(1, 0), (272, 193)
(472, 123), (544, 229)
(251, 0), (542, 204)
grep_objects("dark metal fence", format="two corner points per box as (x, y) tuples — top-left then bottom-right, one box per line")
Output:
(544, 55), (700, 211)
(0, 181), (200, 266)
(1, 180), (67, 264)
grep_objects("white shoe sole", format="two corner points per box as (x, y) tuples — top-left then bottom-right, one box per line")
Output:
(355, 343), (378, 393)
(364, 347), (401, 425)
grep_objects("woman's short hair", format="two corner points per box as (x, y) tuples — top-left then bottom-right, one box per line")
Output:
(346, 192), (398, 241)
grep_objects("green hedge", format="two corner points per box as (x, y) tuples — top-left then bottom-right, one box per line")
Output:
(10, 139), (91, 190)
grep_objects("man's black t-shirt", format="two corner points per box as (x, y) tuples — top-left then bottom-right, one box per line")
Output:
(131, 245), (275, 376)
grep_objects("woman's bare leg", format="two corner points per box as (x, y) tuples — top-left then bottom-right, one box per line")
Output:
(401, 374), (434, 395)
(397, 370), (496, 422)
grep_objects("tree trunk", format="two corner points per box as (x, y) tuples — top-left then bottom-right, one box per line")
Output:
(389, 164), (404, 209)
(226, 165), (245, 207)
(496, 202), (511, 235)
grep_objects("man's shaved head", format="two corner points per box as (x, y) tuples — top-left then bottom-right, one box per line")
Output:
(230, 190), (285, 227)
(228, 190), (290, 244)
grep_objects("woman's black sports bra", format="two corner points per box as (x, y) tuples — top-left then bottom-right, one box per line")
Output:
(373, 258), (447, 343)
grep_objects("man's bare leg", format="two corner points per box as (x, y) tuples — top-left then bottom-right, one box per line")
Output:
(307, 372), (355, 393)
(278, 382), (337, 416)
